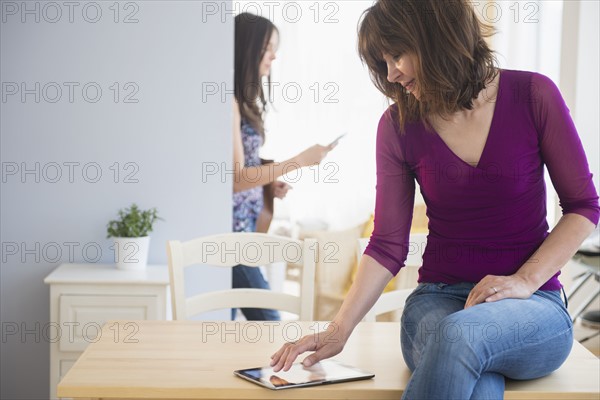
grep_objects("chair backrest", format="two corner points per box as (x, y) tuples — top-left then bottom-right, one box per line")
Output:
(167, 232), (316, 320)
(360, 232), (428, 322)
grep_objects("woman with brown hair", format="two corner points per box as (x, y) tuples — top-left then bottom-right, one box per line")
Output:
(270, 1), (599, 398)
(232, 13), (336, 321)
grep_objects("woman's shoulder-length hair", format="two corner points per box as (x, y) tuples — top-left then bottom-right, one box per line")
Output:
(358, 0), (499, 134)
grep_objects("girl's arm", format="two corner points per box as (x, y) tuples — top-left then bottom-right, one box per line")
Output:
(233, 101), (333, 193)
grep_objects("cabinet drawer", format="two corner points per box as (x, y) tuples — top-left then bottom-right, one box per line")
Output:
(59, 295), (158, 352)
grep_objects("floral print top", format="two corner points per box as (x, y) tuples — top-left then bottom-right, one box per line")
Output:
(232, 119), (264, 232)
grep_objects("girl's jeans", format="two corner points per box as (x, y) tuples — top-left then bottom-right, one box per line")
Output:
(231, 265), (281, 321)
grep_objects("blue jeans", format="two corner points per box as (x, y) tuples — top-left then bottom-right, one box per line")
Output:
(401, 282), (573, 400)
(231, 265), (281, 321)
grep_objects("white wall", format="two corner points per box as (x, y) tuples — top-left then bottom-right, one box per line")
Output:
(574, 0), (600, 194)
(0, 1), (232, 398)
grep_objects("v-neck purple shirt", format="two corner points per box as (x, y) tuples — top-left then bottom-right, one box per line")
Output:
(364, 69), (599, 290)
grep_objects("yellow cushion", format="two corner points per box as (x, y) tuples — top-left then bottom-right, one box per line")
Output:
(299, 223), (365, 298)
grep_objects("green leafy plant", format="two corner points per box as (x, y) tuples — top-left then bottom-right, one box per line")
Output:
(106, 203), (162, 238)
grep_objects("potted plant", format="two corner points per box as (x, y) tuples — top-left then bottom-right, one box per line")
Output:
(107, 203), (162, 271)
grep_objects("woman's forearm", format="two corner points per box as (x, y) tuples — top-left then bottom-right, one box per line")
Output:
(331, 254), (394, 340)
(514, 213), (596, 291)
(232, 158), (300, 193)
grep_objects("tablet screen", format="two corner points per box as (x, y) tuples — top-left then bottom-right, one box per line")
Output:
(234, 359), (374, 390)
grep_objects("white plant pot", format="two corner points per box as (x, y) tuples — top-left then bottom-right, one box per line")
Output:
(111, 236), (150, 271)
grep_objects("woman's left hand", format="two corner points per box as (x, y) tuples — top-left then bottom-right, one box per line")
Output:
(464, 274), (535, 309)
(273, 181), (292, 199)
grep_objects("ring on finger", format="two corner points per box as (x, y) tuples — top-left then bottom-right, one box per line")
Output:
(491, 286), (498, 294)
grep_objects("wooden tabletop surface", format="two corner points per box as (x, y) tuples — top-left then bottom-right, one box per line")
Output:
(58, 320), (600, 400)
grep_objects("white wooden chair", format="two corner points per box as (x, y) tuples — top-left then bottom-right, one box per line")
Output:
(297, 222), (366, 320)
(167, 233), (317, 320)
(360, 233), (428, 322)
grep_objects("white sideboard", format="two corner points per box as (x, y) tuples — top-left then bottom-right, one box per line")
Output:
(44, 263), (170, 399)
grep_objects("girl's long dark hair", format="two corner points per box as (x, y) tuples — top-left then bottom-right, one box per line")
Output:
(234, 13), (277, 138)
(358, 0), (499, 134)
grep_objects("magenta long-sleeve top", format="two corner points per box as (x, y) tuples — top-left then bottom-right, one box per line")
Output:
(364, 69), (599, 290)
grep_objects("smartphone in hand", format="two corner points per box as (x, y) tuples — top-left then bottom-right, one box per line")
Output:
(329, 133), (346, 147)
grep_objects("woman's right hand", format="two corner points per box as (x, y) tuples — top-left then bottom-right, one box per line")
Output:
(293, 143), (336, 168)
(269, 322), (348, 372)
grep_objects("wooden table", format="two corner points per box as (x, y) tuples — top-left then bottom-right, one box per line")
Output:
(58, 321), (600, 399)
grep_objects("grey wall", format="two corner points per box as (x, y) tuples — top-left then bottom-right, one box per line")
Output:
(0, 1), (233, 398)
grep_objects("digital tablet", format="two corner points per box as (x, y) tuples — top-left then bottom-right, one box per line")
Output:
(234, 359), (374, 390)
